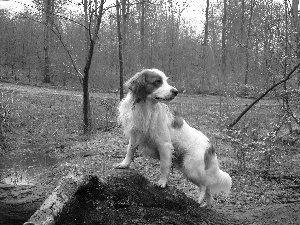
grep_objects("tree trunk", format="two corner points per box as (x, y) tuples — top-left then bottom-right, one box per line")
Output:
(244, 0), (254, 85)
(240, 0), (245, 82)
(168, 0), (175, 77)
(203, 0), (209, 46)
(82, 66), (91, 134)
(283, 0), (292, 134)
(292, 0), (300, 87)
(221, 0), (227, 84)
(200, 0), (210, 92)
(116, 0), (124, 100)
(140, 0), (146, 66)
(82, 34), (94, 134)
(82, 0), (91, 134)
(121, 0), (127, 65)
(43, 0), (53, 84)
(82, 0), (105, 133)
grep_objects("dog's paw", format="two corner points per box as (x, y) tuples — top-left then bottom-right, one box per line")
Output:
(199, 202), (207, 208)
(199, 202), (213, 209)
(114, 163), (130, 169)
(156, 179), (168, 188)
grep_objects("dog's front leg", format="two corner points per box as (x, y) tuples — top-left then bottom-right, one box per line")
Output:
(115, 134), (137, 169)
(205, 187), (213, 208)
(198, 185), (207, 207)
(157, 142), (173, 188)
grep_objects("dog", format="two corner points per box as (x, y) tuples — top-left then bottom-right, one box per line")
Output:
(116, 68), (232, 207)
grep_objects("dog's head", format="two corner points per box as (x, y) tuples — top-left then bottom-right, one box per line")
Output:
(125, 69), (178, 103)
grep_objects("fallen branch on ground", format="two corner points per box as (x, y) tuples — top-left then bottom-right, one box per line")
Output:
(23, 173), (98, 225)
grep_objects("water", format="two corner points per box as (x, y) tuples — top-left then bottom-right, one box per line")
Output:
(0, 151), (58, 185)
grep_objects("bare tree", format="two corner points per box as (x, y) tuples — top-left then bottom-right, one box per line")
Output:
(203, 0), (209, 46)
(82, 0), (105, 134)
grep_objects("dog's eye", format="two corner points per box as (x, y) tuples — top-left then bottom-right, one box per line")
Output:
(154, 79), (162, 85)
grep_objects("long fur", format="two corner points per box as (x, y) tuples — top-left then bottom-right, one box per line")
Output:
(116, 68), (232, 207)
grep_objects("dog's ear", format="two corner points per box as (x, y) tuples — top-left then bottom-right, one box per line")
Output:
(125, 71), (148, 102)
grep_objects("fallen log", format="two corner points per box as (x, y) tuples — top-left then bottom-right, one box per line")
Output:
(0, 183), (46, 225)
(24, 173), (98, 225)
(0, 173), (98, 225)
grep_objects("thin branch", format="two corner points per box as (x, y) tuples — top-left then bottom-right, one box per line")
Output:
(228, 61), (300, 128)
(21, 16), (84, 82)
(51, 23), (84, 81)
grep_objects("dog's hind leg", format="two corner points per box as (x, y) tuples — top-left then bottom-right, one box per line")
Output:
(115, 133), (138, 169)
(195, 184), (215, 208)
(197, 185), (214, 208)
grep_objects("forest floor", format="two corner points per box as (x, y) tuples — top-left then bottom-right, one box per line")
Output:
(0, 82), (299, 224)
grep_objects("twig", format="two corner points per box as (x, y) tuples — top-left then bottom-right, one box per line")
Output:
(286, 199), (300, 203)
(288, 185), (300, 189)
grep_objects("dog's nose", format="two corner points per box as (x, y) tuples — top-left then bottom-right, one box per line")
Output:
(171, 88), (178, 96)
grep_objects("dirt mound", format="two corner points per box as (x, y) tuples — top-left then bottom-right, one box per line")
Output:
(3, 169), (298, 224)
(56, 170), (243, 225)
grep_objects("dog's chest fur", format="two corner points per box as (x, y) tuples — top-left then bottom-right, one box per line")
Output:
(131, 101), (171, 137)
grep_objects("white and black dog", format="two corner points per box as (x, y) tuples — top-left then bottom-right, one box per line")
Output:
(116, 68), (232, 207)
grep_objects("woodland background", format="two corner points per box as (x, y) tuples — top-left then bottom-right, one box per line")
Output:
(1, 0), (300, 94)
(0, 2), (300, 223)
(2, 0), (300, 133)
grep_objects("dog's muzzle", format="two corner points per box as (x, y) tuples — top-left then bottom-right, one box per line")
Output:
(155, 88), (178, 101)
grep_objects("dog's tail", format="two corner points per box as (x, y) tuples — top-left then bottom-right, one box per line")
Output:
(209, 170), (232, 196)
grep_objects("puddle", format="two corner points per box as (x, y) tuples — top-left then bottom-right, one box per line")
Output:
(0, 151), (59, 185)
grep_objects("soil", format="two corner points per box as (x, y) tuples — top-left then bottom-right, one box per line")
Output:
(55, 170), (300, 225)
